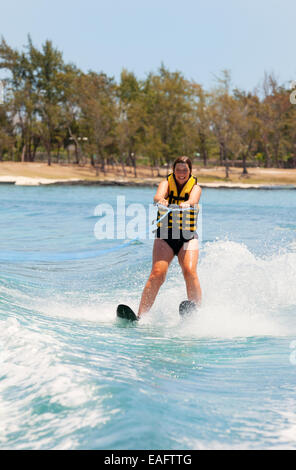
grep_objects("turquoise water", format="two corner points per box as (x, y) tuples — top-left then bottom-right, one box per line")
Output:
(1, 184), (296, 450)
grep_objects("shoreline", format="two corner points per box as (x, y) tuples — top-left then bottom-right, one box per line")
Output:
(0, 162), (296, 189)
(0, 175), (295, 189)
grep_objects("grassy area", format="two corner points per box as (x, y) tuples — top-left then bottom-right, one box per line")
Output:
(197, 167), (296, 185)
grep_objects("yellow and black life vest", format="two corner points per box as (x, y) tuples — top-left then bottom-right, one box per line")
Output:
(157, 173), (199, 233)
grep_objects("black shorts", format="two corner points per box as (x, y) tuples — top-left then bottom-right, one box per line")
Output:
(156, 228), (198, 256)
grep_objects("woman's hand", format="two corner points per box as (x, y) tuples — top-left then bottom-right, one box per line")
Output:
(157, 198), (169, 206)
(180, 202), (191, 208)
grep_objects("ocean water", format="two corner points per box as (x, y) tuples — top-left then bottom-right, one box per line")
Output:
(0, 184), (296, 450)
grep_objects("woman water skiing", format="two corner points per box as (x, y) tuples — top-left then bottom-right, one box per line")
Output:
(137, 156), (202, 318)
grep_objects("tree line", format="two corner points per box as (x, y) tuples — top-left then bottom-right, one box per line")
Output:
(0, 36), (295, 176)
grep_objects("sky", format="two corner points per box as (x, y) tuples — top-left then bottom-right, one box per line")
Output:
(0, 0), (295, 91)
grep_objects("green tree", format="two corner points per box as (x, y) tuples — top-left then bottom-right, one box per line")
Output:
(142, 65), (193, 172)
(187, 83), (212, 166)
(0, 101), (14, 160)
(258, 73), (291, 168)
(0, 36), (39, 161)
(232, 90), (261, 175)
(208, 72), (238, 178)
(78, 71), (117, 173)
(29, 39), (68, 165)
(116, 69), (146, 177)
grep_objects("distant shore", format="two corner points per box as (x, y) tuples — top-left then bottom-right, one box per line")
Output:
(0, 162), (296, 189)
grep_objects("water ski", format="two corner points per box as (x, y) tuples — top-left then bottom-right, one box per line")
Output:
(179, 300), (197, 317)
(116, 304), (138, 322)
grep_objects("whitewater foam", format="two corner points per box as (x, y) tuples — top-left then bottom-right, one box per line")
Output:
(1, 240), (296, 339)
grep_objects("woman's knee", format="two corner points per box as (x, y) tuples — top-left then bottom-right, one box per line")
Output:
(182, 266), (197, 280)
(149, 267), (167, 285)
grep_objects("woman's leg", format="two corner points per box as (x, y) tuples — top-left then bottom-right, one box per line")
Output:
(137, 239), (175, 317)
(177, 238), (202, 305)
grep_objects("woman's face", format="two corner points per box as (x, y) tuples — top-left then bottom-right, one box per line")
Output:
(174, 163), (190, 185)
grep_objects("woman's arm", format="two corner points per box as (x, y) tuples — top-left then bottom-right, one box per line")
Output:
(180, 185), (202, 208)
(153, 180), (169, 206)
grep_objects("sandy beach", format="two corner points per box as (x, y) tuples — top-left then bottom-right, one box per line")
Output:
(0, 161), (296, 188)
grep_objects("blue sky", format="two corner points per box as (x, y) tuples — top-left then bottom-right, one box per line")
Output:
(0, 0), (294, 91)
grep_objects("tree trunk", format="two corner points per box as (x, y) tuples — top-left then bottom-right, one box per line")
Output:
(32, 137), (39, 162)
(28, 139), (32, 162)
(202, 148), (208, 167)
(274, 141), (280, 168)
(47, 142), (51, 166)
(264, 142), (271, 168)
(242, 153), (248, 175)
(130, 152), (137, 177)
(224, 151), (230, 179)
(21, 144), (26, 163)
(74, 141), (80, 164)
(157, 160), (161, 177)
(292, 144), (296, 168)
(56, 144), (61, 164)
(219, 143), (224, 165)
(120, 157), (127, 177)
(199, 132), (208, 166)
(225, 161), (229, 179)
(68, 128), (82, 165)
(100, 155), (106, 174)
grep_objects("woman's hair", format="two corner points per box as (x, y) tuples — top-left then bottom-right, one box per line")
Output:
(173, 156), (192, 174)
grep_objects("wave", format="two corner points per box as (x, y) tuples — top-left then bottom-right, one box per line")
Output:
(1, 240), (296, 339)
(123, 239), (296, 338)
(0, 239), (143, 263)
